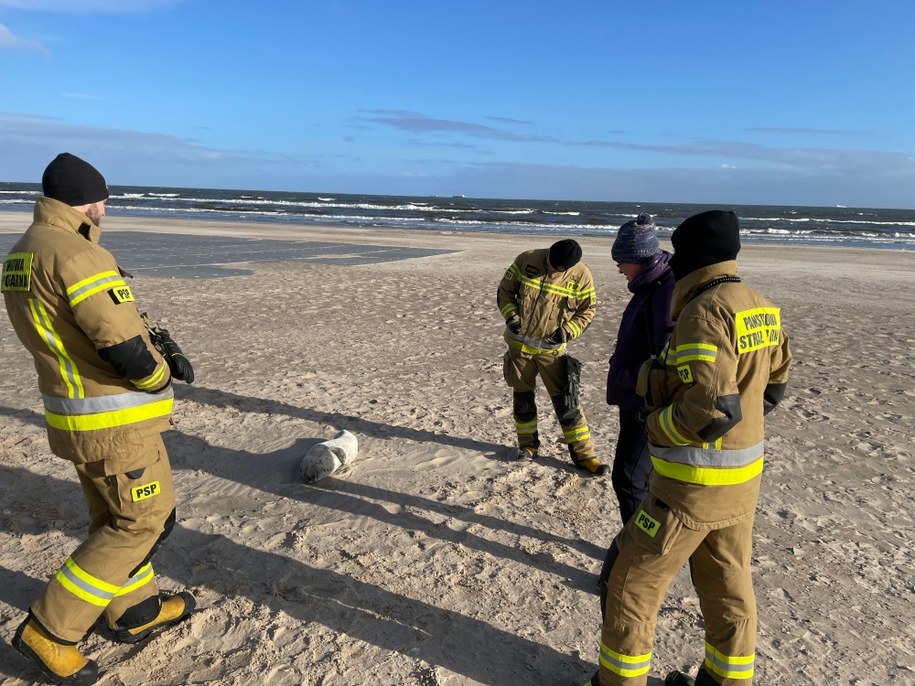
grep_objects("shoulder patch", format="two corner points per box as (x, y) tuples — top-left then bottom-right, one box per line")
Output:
(523, 264), (540, 277)
(109, 285), (135, 304)
(1, 252), (33, 292)
(735, 307), (781, 353)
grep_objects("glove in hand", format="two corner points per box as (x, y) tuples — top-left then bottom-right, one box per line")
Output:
(157, 329), (194, 384)
(507, 314), (522, 334)
(146, 322), (194, 384)
(546, 326), (568, 345)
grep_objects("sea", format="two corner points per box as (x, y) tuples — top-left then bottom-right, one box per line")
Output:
(2, 183), (914, 250)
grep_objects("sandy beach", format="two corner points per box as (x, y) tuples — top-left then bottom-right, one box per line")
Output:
(0, 211), (913, 686)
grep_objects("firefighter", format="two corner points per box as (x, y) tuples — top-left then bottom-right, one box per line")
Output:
(587, 211), (792, 686)
(497, 238), (606, 475)
(2, 153), (196, 685)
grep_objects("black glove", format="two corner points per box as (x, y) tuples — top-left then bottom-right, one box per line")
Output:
(506, 314), (522, 334)
(546, 326), (568, 345)
(148, 326), (194, 384)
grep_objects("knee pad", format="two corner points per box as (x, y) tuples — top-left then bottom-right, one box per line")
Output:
(513, 391), (536, 421)
(550, 394), (582, 425)
(129, 508), (176, 577)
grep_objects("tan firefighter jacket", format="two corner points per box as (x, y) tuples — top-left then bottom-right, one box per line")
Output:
(637, 260), (792, 528)
(497, 248), (597, 356)
(2, 197), (173, 463)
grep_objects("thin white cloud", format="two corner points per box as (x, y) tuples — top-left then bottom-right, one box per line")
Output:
(62, 92), (106, 101)
(0, 21), (49, 55)
(0, 0), (179, 11)
(0, 113), (326, 187)
(746, 126), (867, 136)
(360, 109), (555, 143)
(573, 137), (913, 174)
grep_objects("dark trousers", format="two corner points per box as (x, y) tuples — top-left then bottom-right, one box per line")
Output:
(610, 409), (652, 526)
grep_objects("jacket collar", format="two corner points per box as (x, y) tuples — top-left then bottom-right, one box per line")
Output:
(34, 196), (102, 244)
(671, 260), (739, 319)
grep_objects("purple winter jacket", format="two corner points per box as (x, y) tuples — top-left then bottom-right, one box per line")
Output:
(606, 251), (675, 412)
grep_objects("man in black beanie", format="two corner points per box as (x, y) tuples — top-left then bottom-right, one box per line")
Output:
(2, 153), (195, 684)
(42, 152), (110, 213)
(497, 238), (608, 475)
(585, 210), (792, 686)
(669, 210), (742, 281)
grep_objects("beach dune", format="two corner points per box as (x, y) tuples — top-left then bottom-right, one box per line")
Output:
(0, 213), (912, 685)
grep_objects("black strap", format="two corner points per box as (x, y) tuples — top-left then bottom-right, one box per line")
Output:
(688, 275), (741, 303)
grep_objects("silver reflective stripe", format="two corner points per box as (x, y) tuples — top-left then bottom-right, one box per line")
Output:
(599, 645), (651, 673)
(650, 440), (764, 467)
(503, 328), (563, 351)
(43, 387), (174, 415)
(68, 273), (122, 305)
(705, 645), (754, 677)
(30, 298), (83, 398)
(59, 564), (115, 603)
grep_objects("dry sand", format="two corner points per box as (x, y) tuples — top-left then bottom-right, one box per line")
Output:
(0, 212), (913, 685)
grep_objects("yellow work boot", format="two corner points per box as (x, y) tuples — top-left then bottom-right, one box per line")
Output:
(112, 591), (196, 644)
(12, 617), (100, 685)
(577, 457), (608, 476)
(516, 447), (538, 461)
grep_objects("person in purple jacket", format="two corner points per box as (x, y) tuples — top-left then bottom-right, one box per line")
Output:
(605, 213), (675, 525)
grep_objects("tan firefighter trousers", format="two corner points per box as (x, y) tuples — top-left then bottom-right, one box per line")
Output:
(503, 350), (596, 463)
(599, 495), (757, 685)
(31, 433), (176, 643)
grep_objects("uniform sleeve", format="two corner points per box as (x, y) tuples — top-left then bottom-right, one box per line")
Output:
(564, 267), (597, 340)
(645, 312), (741, 446)
(497, 259), (521, 321)
(764, 330), (792, 413)
(60, 250), (171, 392)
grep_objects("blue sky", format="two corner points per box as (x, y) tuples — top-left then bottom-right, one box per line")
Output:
(1, 1), (913, 208)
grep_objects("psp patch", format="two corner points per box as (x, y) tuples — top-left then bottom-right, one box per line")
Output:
(635, 509), (660, 538)
(108, 285), (135, 304)
(1, 252), (33, 292)
(131, 480), (161, 502)
(677, 364), (694, 384)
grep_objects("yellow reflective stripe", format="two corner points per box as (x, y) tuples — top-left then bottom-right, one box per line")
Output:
(504, 335), (566, 356)
(515, 419), (538, 435)
(658, 405), (690, 446)
(567, 320), (582, 338)
(517, 273), (594, 301)
(133, 362), (167, 391)
(46, 397), (174, 431)
(114, 563), (155, 597)
(29, 298), (85, 399)
(651, 455), (765, 485)
(599, 643), (652, 678)
(500, 303), (518, 318)
(670, 342), (718, 364)
(55, 557), (119, 607)
(563, 426), (590, 443)
(66, 270), (126, 307)
(705, 642), (755, 680)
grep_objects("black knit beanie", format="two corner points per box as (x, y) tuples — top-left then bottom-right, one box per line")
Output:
(670, 210), (741, 280)
(548, 238), (582, 271)
(42, 153), (109, 206)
